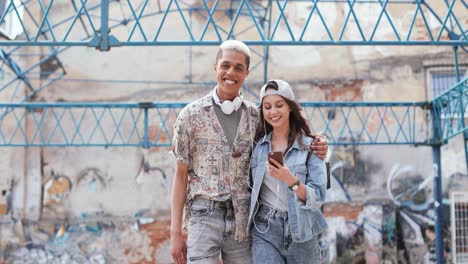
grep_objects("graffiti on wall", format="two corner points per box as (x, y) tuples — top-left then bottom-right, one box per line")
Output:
(322, 201), (397, 264)
(328, 135), (382, 195)
(323, 151), (464, 264)
(1, 147), (173, 263)
(42, 171), (73, 219)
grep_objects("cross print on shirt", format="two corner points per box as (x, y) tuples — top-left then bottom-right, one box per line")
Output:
(208, 155), (219, 175)
(208, 155), (217, 166)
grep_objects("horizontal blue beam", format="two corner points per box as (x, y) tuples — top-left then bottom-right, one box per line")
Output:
(0, 74), (465, 147)
(0, 41), (466, 47)
(0, 100), (430, 147)
(0, 0), (465, 48)
(0, 102), (188, 108)
(2, 77), (464, 149)
(0, 101), (426, 108)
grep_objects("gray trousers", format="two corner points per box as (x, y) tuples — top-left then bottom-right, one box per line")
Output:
(187, 199), (252, 264)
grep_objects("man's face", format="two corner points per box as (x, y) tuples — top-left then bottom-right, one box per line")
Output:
(214, 50), (249, 100)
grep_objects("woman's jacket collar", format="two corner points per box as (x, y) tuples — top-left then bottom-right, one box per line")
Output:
(257, 131), (311, 152)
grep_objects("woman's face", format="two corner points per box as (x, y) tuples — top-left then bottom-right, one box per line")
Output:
(262, 94), (291, 130)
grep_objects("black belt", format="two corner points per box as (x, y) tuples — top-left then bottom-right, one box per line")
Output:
(192, 199), (233, 209)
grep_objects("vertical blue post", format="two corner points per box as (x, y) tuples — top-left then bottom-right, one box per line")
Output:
(432, 147), (444, 264)
(100, 0), (110, 51)
(143, 107), (149, 149)
(89, 0), (120, 49)
(263, 0), (273, 84)
(432, 102), (444, 264)
(140, 102), (151, 149)
(453, 46), (460, 82)
(465, 137), (468, 175)
(263, 45), (269, 84)
(189, 9), (193, 84)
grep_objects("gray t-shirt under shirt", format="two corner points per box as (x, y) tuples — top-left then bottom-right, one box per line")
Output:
(213, 101), (242, 145)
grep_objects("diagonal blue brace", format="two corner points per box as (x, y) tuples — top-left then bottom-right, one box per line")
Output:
(0, 48), (35, 92)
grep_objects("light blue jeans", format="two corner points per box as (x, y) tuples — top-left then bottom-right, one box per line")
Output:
(187, 199), (251, 264)
(251, 205), (321, 264)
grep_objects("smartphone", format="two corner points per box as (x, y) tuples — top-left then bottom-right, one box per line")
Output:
(268, 151), (284, 167)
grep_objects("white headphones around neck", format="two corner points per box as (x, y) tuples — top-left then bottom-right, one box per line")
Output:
(212, 88), (243, 115)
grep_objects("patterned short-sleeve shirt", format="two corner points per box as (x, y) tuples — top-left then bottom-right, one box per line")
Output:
(172, 93), (259, 241)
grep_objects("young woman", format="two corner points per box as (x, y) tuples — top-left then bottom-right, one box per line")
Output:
(247, 80), (328, 263)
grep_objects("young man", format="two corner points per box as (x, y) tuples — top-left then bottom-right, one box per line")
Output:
(170, 40), (328, 264)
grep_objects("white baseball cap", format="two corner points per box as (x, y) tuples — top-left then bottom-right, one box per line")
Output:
(259, 80), (295, 101)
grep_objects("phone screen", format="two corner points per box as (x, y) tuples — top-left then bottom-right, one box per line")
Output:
(268, 151), (284, 166)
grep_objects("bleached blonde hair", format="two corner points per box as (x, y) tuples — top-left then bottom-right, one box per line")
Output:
(216, 40), (251, 69)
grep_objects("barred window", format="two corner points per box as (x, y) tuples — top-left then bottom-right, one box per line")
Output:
(427, 66), (467, 118)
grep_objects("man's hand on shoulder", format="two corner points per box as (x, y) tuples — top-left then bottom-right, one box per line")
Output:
(310, 134), (328, 160)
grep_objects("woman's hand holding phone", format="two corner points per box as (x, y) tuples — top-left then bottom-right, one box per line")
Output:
(268, 151), (283, 167)
(267, 152), (295, 186)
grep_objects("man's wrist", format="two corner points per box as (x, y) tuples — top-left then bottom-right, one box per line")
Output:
(170, 229), (183, 235)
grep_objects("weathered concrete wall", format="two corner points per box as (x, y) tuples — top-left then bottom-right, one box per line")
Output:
(1, 1), (467, 263)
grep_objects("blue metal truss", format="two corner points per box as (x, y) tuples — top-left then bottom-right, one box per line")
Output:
(0, 0), (271, 101)
(0, 46), (66, 101)
(432, 78), (468, 144)
(0, 78), (466, 147)
(1, 0), (466, 104)
(0, 0), (466, 48)
(0, 101), (425, 146)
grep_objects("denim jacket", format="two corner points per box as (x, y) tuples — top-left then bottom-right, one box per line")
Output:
(247, 132), (328, 243)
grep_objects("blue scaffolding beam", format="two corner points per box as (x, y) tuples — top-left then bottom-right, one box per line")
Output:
(0, 0), (466, 49)
(432, 78), (468, 143)
(0, 78), (465, 148)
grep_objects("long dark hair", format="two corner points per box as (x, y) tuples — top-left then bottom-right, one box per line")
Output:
(255, 81), (313, 150)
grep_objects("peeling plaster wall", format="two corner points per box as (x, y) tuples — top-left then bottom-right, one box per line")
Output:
(0, 52), (28, 220)
(41, 147), (173, 219)
(1, 1), (467, 263)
